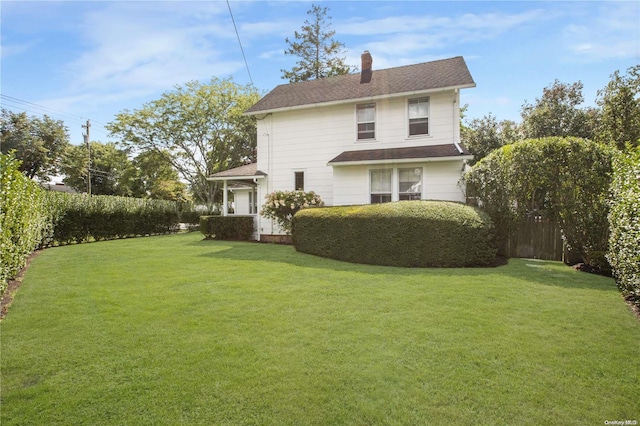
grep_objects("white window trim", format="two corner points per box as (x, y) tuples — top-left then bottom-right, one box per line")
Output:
(406, 96), (430, 139)
(356, 103), (377, 142)
(368, 165), (425, 203)
(293, 169), (306, 191)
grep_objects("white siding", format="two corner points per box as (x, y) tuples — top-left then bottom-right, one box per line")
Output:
(333, 160), (466, 206)
(424, 161), (466, 202)
(256, 89), (465, 235)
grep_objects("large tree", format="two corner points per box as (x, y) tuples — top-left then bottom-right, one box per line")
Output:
(462, 113), (520, 165)
(0, 108), (69, 180)
(281, 4), (354, 82)
(131, 150), (188, 201)
(595, 65), (640, 150)
(107, 77), (260, 206)
(61, 141), (135, 196)
(520, 80), (596, 140)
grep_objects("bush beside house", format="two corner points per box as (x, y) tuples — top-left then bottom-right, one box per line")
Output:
(292, 200), (496, 268)
(608, 146), (640, 307)
(200, 216), (254, 240)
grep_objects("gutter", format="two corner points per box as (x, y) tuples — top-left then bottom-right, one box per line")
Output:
(244, 83), (476, 116)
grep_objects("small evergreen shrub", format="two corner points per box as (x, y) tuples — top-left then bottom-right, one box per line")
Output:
(200, 216), (254, 240)
(292, 201), (496, 267)
(607, 146), (640, 307)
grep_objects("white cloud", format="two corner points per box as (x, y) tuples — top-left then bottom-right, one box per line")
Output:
(63, 2), (240, 97)
(562, 2), (640, 62)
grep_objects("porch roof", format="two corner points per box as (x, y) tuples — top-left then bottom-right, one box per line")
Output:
(328, 143), (472, 166)
(206, 162), (267, 181)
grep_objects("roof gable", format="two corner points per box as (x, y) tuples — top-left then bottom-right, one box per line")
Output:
(246, 56), (474, 115)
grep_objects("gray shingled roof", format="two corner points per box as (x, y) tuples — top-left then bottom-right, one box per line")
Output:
(246, 56), (474, 115)
(207, 162), (267, 180)
(328, 144), (471, 165)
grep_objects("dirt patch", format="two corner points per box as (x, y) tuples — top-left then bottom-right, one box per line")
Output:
(1, 251), (41, 320)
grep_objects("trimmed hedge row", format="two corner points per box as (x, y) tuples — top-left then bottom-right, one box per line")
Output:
(607, 147), (640, 307)
(292, 201), (497, 267)
(0, 153), (196, 297)
(0, 155), (50, 295)
(200, 216), (254, 240)
(48, 193), (181, 244)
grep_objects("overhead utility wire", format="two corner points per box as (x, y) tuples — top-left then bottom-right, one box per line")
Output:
(1, 94), (86, 123)
(226, 0), (254, 86)
(1, 94), (109, 130)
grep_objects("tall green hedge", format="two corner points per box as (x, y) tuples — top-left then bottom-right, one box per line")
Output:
(0, 155), (50, 295)
(292, 201), (496, 268)
(607, 146), (640, 307)
(49, 193), (180, 244)
(464, 137), (614, 267)
(0, 153), (192, 297)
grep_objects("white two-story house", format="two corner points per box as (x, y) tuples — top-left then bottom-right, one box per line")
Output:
(208, 52), (475, 240)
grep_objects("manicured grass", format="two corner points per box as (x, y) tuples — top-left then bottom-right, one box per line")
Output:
(1, 232), (639, 425)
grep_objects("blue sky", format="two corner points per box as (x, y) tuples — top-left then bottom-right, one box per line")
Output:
(2, 1), (639, 144)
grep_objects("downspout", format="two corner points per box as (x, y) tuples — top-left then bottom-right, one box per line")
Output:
(452, 88), (464, 155)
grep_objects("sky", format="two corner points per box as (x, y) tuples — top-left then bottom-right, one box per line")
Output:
(1, 0), (639, 144)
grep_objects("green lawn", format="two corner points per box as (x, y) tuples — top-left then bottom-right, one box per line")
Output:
(1, 232), (638, 425)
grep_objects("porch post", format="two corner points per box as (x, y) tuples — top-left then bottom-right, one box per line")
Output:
(222, 180), (228, 216)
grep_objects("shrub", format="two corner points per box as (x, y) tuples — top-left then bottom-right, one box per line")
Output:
(291, 201), (496, 268)
(200, 216), (254, 240)
(607, 146), (640, 307)
(261, 190), (324, 234)
(464, 137), (615, 267)
(48, 193), (180, 244)
(0, 154), (50, 295)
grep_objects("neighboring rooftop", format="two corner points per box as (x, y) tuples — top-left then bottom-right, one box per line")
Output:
(245, 54), (475, 115)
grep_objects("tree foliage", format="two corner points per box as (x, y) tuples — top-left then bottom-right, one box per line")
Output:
(464, 137), (615, 268)
(131, 150), (188, 201)
(595, 65), (640, 150)
(462, 113), (519, 165)
(107, 77), (260, 206)
(61, 141), (134, 196)
(0, 108), (70, 180)
(520, 80), (596, 140)
(281, 4), (354, 82)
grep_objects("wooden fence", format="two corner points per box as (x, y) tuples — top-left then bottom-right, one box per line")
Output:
(503, 217), (567, 261)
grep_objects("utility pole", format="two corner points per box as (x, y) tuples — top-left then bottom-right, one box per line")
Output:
(82, 119), (91, 196)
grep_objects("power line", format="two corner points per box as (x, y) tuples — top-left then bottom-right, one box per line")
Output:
(226, 0), (254, 86)
(0, 94), (87, 124)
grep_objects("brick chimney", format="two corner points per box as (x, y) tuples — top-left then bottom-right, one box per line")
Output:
(360, 50), (372, 84)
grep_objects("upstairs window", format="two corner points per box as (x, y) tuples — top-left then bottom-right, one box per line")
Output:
(357, 103), (376, 140)
(408, 97), (429, 136)
(370, 169), (392, 203)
